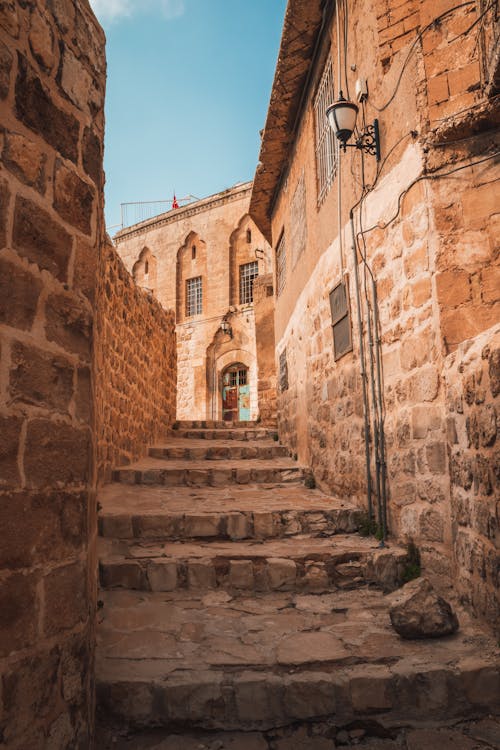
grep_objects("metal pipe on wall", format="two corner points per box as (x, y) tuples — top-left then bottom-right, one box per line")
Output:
(349, 210), (373, 521)
(364, 260), (383, 540)
(372, 277), (388, 540)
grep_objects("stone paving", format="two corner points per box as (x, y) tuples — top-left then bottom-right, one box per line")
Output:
(96, 716), (500, 748)
(96, 424), (500, 740)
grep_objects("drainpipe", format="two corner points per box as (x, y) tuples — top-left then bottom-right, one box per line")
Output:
(364, 280), (383, 544)
(372, 278), (388, 541)
(349, 210), (372, 521)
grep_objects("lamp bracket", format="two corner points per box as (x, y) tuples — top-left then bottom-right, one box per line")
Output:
(341, 119), (380, 162)
(355, 121), (380, 160)
(352, 119), (381, 161)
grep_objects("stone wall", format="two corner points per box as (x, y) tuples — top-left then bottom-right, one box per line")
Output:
(251, 0), (499, 632)
(0, 1), (105, 746)
(94, 241), (177, 484)
(445, 327), (500, 636)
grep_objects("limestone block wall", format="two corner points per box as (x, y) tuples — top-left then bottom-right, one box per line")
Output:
(445, 327), (500, 636)
(0, 1), (105, 746)
(252, 0), (499, 631)
(94, 242), (177, 483)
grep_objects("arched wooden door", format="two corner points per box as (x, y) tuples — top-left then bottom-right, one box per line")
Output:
(221, 364), (250, 421)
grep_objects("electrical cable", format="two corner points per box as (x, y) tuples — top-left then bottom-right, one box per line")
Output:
(370, 1), (476, 113)
(357, 151), (499, 239)
(432, 91), (500, 123)
(447, 0), (497, 44)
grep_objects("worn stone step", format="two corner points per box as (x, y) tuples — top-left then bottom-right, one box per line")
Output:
(95, 720), (500, 750)
(169, 428), (278, 441)
(113, 457), (304, 487)
(95, 587), (500, 732)
(175, 420), (259, 429)
(149, 439), (289, 461)
(98, 535), (407, 594)
(98, 484), (363, 541)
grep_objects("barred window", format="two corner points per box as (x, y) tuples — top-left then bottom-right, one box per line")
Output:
(186, 276), (202, 316)
(279, 348), (288, 392)
(239, 261), (259, 304)
(229, 368), (247, 386)
(290, 171), (307, 269)
(314, 57), (337, 205)
(276, 232), (286, 297)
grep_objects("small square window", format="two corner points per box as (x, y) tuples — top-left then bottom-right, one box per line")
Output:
(186, 276), (202, 317)
(329, 278), (352, 360)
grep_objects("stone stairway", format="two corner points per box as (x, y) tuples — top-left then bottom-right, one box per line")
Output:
(95, 422), (500, 744)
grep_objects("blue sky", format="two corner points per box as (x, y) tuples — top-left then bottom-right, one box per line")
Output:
(89, 0), (287, 231)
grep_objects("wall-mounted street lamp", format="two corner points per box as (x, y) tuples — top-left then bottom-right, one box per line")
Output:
(220, 319), (233, 338)
(326, 91), (380, 161)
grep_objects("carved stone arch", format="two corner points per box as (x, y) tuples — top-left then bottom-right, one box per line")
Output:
(132, 246), (157, 294)
(176, 230), (207, 322)
(205, 321), (258, 420)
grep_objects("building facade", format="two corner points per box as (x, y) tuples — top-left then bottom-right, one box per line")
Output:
(115, 182), (276, 423)
(250, 0), (499, 631)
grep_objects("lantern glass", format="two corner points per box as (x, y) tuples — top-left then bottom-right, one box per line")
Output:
(326, 98), (359, 143)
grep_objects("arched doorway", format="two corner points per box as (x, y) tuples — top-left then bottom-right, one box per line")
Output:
(222, 363), (250, 421)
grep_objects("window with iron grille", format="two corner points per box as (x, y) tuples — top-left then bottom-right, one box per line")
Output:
(239, 261), (259, 304)
(329, 278), (352, 360)
(290, 171), (307, 268)
(279, 349), (288, 392)
(314, 57), (337, 205)
(276, 232), (286, 297)
(186, 276), (202, 317)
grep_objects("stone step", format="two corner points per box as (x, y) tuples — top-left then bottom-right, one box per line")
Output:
(98, 484), (363, 541)
(169, 428), (278, 441)
(175, 420), (259, 429)
(95, 587), (500, 732)
(149, 439), (289, 461)
(113, 457), (304, 487)
(95, 719), (500, 750)
(98, 535), (407, 594)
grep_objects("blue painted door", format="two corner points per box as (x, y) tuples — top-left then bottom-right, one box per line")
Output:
(238, 384), (250, 421)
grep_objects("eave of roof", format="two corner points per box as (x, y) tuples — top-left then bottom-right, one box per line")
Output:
(249, 0), (326, 243)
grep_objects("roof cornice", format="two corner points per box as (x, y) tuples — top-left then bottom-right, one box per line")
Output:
(249, 0), (327, 243)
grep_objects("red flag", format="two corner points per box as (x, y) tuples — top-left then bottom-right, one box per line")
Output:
(172, 194), (179, 209)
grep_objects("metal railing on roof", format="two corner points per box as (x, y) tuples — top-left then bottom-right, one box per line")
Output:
(117, 195), (200, 231)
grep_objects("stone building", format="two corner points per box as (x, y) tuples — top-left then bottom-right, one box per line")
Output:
(1, 1), (499, 747)
(114, 183), (276, 423)
(250, 0), (499, 631)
